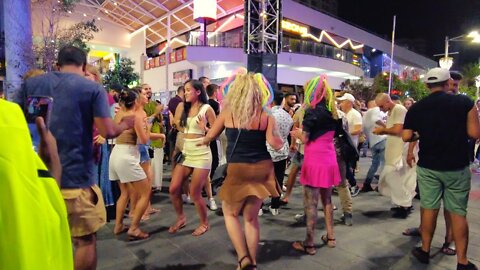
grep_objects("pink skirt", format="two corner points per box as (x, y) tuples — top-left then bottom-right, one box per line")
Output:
(300, 131), (340, 188)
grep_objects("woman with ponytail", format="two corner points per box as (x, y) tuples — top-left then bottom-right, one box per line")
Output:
(109, 87), (151, 240)
(291, 76), (341, 255)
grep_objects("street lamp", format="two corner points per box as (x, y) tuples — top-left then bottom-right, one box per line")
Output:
(439, 31), (480, 70)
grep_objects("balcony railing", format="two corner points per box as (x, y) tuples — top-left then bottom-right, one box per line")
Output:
(188, 31), (362, 67)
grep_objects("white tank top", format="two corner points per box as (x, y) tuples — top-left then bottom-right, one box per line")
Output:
(185, 104), (210, 135)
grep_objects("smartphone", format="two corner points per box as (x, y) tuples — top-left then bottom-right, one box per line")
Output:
(25, 96), (53, 152)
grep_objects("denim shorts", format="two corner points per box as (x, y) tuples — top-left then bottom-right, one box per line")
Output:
(138, 144), (151, 163)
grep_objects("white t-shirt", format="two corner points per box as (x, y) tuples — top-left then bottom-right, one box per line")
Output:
(385, 104), (407, 165)
(345, 108), (363, 147)
(363, 107), (387, 147)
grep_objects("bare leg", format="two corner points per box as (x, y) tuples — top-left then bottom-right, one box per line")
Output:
(72, 234), (97, 270)
(444, 209), (454, 244)
(222, 199), (250, 268)
(114, 182), (129, 234)
(140, 161), (154, 217)
(128, 179), (150, 236)
(420, 207), (440, 252)
(303, 186), (320, 246)
(450, 212), (469, 265)
(169, 165), (192, 226)
(190, 168), (210, 235)
(204, 176), (214, 200)
(242, 196), (263, 265)
(320, 187), (335, 240)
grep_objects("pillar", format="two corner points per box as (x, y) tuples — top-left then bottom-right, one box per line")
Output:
(3, 0), (34, 100)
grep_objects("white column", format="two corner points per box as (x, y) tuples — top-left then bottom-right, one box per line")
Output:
(3, 0), (34, 100)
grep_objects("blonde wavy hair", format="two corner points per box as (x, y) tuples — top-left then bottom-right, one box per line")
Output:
(224, 73), (263, 129)
(85, 64), (102, 83)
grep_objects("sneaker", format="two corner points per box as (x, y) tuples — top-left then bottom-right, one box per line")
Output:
(258, 208), (264, 216)
(350, 186), (360, 197)
(269, 206), (279, 216)
(319, 205), (337, 211)
(360, 183), (374, 192)
(282, 185), (287, 192)
(342, 212), (353, 226)
(411, 247), (429, 264)
(457, 261), (478, 270)
(207, 198), (218, 211)
(182, 194), (193, 204)
(392, 207), (412, 219)
(294, 213), (305, 223)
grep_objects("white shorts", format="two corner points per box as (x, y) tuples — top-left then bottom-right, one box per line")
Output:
(109, 144), (147, 183)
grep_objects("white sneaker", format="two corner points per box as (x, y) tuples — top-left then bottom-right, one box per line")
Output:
(294, 213), (305, 223)
(207, 198), (218, 211)
(282, 185), (287, 192)
(182, 194), (193, 204)
(258, 208), (264, 216)
(269, 206), (279, 216)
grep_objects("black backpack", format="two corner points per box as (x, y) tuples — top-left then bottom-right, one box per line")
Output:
(334, 118), (359, 162)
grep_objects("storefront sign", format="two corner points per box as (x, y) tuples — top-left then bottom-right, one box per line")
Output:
(281, 20), (308, 35)
(144, 59), (151, 70)
(173, 69), (192, 86)
(159, 54), (166, 66)
(154, 57), (160, 68)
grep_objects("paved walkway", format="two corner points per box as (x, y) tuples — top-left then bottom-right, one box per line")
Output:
(97, 157), (480, 270)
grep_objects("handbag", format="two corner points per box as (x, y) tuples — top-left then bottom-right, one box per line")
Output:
(211, 129), (241, 189)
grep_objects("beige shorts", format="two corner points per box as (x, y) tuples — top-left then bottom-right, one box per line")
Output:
(61, 185), (106, 237)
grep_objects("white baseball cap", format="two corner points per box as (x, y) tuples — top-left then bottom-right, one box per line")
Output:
(337, 93), (355, 103)
(424, 68), (451, 83)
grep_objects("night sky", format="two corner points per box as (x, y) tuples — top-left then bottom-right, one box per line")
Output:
(337, 0), (480, 69)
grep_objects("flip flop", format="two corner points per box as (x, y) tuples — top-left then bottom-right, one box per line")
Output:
(292, 241), (316, 255)
(402, 227), (421, 237)
(147, 208), (161, 215)
(191, 224), (209, 237)
(441, 242), (456, 256)
(321, 235), (336, 248)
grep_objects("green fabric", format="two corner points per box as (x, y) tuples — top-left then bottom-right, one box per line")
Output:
(144, 101), (157, 117)
(0, 100), (73, 270)
(417, 166), (471, 216)
(150, 118), (165, 148)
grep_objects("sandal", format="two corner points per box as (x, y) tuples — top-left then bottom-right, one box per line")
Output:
(321, 234), (336, 248)
(191, 224), (209, 237)
(147, 207), (161, 215)
(292, 241), (316, 255)
(441, 242), (456, 256)
(127, 229), (149, 241)
(168, 217), (186, 234)
(113, 224), (129, 235)
(403, 227), (421, 237)
(238, 255), (257, 270)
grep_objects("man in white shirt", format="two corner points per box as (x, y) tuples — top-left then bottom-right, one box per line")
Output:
(361, 100), (387, 192)
(338, 93), (363, 197)
(374, 93), (416, 218)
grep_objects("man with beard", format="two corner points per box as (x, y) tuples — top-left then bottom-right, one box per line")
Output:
(283, 92), (298, 116)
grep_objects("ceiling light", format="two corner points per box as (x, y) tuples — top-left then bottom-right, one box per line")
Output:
(371, 48), (376, 52)
(83, 13), (87, 17)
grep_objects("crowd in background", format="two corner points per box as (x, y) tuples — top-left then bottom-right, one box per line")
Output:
(1, 46), (479, 270)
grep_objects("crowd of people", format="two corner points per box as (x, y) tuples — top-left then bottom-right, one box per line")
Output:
(1, 46), (479, 270)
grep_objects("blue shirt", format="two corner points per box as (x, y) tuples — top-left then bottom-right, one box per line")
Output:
(15, 72), (111, 189)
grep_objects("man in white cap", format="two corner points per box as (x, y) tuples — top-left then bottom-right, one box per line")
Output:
(403, 68), (480, 270)
(338, 93), (362, 196)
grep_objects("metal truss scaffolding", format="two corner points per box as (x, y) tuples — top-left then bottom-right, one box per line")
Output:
(244, 0), (282, 54)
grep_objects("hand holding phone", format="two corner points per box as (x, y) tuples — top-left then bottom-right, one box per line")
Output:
(25, 96), (53, 152)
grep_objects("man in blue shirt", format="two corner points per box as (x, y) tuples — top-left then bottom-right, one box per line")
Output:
(15, 46), (134, 270)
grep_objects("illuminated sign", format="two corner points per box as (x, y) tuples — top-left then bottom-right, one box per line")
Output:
(281, 20), (308, 35)
(280, 20), (364, 50)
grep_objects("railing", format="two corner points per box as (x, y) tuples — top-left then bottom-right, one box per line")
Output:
(187, 31), (363, 67)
